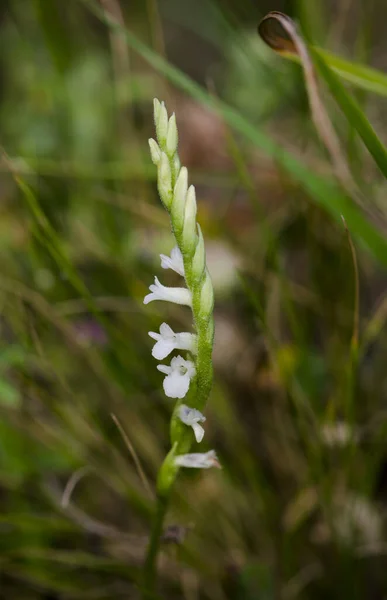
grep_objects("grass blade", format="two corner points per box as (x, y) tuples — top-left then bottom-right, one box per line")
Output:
(313, 50), (387, 182)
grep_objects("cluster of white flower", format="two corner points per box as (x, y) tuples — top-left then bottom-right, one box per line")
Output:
(144, 99), (219, 472)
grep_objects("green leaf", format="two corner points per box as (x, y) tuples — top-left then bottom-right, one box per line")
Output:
(312, 50), (387, 182)
(301, 46), (387, 98)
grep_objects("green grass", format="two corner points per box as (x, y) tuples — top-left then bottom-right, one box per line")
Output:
(2, 0), (387, 598)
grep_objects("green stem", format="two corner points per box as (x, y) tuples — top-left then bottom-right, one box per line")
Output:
(194, 313), (214, 411)
(142, 492), (169, 599)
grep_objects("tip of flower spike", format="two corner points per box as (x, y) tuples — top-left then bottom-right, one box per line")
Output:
(156, 103), (169, 146)
(166, 113), (178, 156)
(153, 98), (161, 122)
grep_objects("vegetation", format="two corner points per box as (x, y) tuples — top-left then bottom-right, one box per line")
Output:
(2, 0), (387, 598)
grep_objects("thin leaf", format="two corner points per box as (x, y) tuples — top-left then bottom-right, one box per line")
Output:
(312, 51), (387, 182)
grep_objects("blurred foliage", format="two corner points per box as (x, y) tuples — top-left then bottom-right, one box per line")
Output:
(2, 0), (387, 598)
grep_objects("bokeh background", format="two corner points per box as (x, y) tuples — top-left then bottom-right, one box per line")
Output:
(2, 0), (387, 598)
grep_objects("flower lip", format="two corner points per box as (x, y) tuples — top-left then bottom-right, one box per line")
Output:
(148, 323), (196, 360)
(178, 404), (206, 443)
(157, 355), (196, 399)
(160, 246), (185, 277)
(143, 277), (192, 307)
(174, 450), (220, 469)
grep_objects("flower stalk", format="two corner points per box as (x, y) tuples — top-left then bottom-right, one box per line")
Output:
(142, 99), (217, 596)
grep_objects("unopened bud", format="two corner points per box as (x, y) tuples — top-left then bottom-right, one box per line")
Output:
(192, 225), (205, 282)
(172, 167), (188, 232)
(166, 114), (178, 157)
(158, 152), (173, 209)
(181, 185), (197, 255)
(153, 98), (161, 125)
(156, 102), (168, 146)
(148, 138), (161, 165)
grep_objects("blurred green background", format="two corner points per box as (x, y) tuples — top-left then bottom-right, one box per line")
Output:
(2, 0), (387, 598)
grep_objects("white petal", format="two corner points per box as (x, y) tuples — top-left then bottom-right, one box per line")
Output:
(157, 356), (196, 399)
(144, 291), (157, 305)
(152, 339), (176, 360)
(170, 355), (185, 369)
(159, 322), (174, 337)
(179, 404), (193, 423)
(179, 405), (206, 442)
(149, 323), (195, 361)
(148, 331), (161, 341)
(157, 364), (171, 375)
(143, 277), (191, 307)
(160, 247), (185, 276)
(163, 372), (190, 399)
(184, 360), (196, 378)
(179, 404), (206, 426)
(192, 422), (205, 443)
(174, 450), (220, 469)
(175, 332), (197, 354)
(170, 356), (196, 375)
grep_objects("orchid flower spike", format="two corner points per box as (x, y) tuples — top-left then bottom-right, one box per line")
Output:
(149, 323), (196, 360)
(179, 404), (206, 443)
(144, 277), (192, 307)
(143, 98), (217, 508)
(174, 450), (220, 469)
(157, 356), (196, 399)
(160, 246), (185, 277)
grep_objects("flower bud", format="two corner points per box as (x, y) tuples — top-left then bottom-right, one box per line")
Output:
(157, 152), (173, 209)
(181, 185), (197, 256)
(148, 138), (161, 165)
(153, 98), (161, 125)
(199, 270), (214, 320)
(166, 114), (178, 157)
(156, 102), (168, 146)
(192, 224), (205, 282)
(172, 167), (188, 232)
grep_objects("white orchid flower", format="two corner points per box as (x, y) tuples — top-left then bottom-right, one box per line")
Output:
(174, 450), (220, 469)
(160, 246), (185, 277)
(178, 404), (206, 443)
(144, 277), (191, 307)
(157, 356), (196, 399)
(148, 323), (196, 360)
